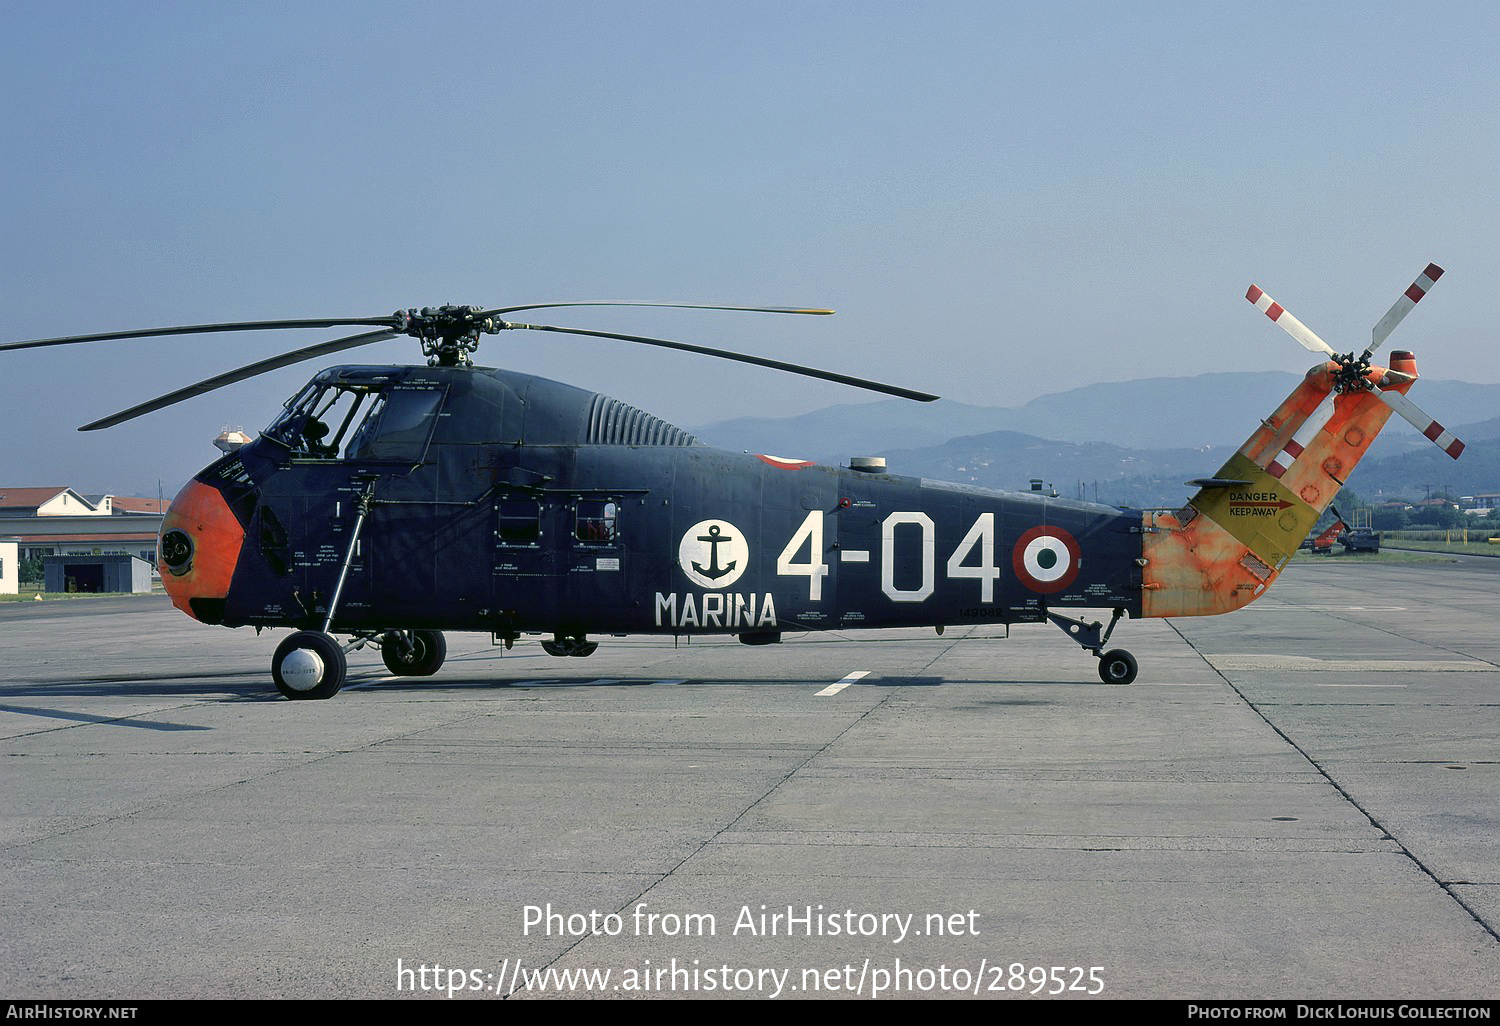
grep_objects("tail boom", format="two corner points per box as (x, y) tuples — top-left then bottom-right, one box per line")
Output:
(1139, 359), (1410, 618)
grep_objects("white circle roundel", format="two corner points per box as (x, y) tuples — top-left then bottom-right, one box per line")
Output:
(1012, 526), (1081, 594)
(678, 519), (749, 590)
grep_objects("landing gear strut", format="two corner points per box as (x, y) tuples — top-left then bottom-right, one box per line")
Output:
(274, 480), (372, 700)
(1047, 608), (1139, 685)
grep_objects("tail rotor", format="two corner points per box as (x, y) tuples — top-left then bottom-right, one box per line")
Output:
(1245, 262), (1464, 462)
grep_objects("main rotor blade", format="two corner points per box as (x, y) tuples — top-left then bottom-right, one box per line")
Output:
(2, 316), (400, 353)
(1245, 285), (1337, 357)
(507, 322), (939, 402)
(5, 305), (830, 351)
(1268, 392), (1337, 479)
(80, 328), (397, 431)
(1369, 263), (1443, 355)
(481, 301), (833, 318)
(1376, 388), (1465, 459)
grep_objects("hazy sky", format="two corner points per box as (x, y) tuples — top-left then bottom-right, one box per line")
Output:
(4, 1), (1497, 495)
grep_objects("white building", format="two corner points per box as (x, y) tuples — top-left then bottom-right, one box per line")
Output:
(0, 536), (17, 594)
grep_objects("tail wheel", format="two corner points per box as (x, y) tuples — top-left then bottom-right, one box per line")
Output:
(1097, 649), (1138, 685)
(381, 629), (447, 676)
(273, 631), (347, 700)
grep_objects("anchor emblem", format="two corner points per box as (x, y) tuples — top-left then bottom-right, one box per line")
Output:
(692, 524), (738, 580)
(678, 518), (749, 589)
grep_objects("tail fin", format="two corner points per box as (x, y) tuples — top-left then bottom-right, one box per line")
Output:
(1139, 356), (1415, 618)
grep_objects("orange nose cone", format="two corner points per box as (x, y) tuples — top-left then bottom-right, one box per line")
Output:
(159, 480), (244, 622)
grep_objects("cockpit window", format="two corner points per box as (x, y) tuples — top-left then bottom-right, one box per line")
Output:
(264, 382), (447, 463)
(360, 386), (446, 461)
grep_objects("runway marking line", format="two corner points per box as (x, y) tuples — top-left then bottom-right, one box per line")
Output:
(816, 671), (870, 696)
(497, 679), (684, 688)
(1209, 655), (1491, 672)
(1313, 683), (1407, 688)
(342, 675), (397, 690)
(1297, 605), (1408, 611)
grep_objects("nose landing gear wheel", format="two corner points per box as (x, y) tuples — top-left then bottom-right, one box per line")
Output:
(380, 629), (447, 676)
(273, 630), (347, 700)
(1097, 649), (1138, 685)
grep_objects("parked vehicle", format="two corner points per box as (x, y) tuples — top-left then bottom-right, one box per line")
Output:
(1341, 528), (1381, 553)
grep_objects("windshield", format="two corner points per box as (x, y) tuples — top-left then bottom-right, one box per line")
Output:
(264, 381), (447, 463)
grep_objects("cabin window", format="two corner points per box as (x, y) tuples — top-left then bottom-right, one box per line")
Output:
(575, 499), (618, 544)
(496, 500), (541, 546)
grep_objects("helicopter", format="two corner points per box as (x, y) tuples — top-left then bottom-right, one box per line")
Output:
(1, 265), (1464, 700)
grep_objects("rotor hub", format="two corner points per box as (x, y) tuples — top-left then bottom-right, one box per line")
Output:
(394, 305), (505, 367)
(1330, 351), (1373, 394)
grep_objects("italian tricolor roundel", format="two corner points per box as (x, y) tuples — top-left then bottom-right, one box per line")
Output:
(1012, 525), (1081, 594)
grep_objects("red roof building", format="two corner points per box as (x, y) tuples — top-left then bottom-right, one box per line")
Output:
(0, 486), (166, 565)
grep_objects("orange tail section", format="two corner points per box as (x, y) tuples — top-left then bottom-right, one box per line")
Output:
(1139, 353), (1418, 618)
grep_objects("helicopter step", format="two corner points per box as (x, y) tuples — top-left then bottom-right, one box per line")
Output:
(542, 634), (599, 658)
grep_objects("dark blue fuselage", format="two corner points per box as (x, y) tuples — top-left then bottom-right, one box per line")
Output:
(186, 364), (1144, 638)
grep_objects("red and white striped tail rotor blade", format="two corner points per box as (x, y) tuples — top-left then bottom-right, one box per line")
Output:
(1245, 285), (1337, 357)
(1267, 393), (1337, 479)
(1377, 389), (1465, 459)
(1369, 263), (1443, 354)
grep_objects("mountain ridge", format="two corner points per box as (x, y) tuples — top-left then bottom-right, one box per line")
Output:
(693, 371), (1500, 457)
(691, 371), (1500, 506)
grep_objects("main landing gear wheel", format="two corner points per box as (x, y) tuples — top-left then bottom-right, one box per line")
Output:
(1097, 649), (1138, 685)
(380, 629), (447, 676)
(273, 630), (347, 700)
